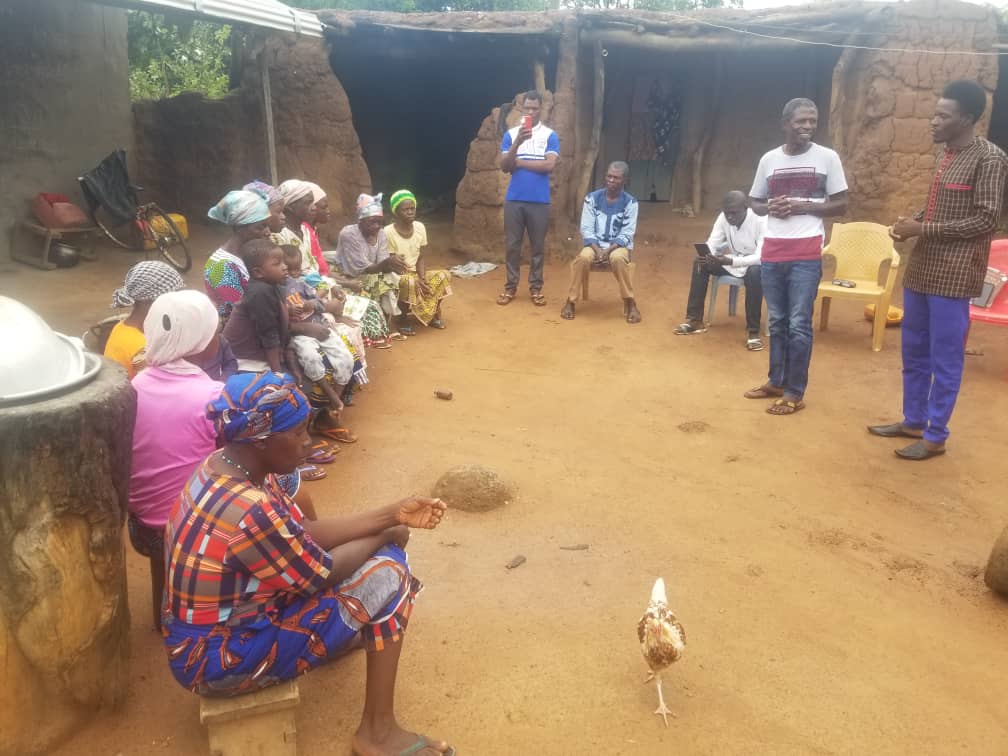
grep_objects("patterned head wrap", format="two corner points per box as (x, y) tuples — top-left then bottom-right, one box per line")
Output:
(243, 180), (283, 208)
(207, 372), (311, 444)
(355, 192), (384, 220)
(111, 260), (184, 308)
(306, 182), (327, 207)
(208, 190), (271, 227)
(278, 179), (313, 208)
(389, 189), (417, 215)
(143, 290), (219, 375)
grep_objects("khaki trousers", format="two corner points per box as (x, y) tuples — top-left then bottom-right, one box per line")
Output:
(566, 247), (635, 302)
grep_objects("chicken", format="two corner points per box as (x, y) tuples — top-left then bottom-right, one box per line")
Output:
(637, 577), (686, 726)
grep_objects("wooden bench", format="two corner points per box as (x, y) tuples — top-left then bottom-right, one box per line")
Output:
(12, 219), (98, 270)
(199, 680), (300, 756)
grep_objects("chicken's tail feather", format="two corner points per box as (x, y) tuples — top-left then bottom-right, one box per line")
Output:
(651, 577), (667, 605)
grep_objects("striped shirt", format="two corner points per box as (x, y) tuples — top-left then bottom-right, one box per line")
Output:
(164, 461), (332, 627)
(904, 137), (1008, 299)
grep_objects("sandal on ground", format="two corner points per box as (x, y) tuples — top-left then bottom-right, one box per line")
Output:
(894, 440), (946, 460)
(867, 423), (923, 439)
(319, 426), (358, 444)
(397, 735), (456, 756)
(389, 332), (408, 341)
(307, 447), (338, 464)
(675, 322), (707, 335)
(496, 290), (516, 305)
(298, 464), (327, 481)
(372, 339), (393, 349)
(746, 336), (764, 351)
(561, 301), (575, 320)
(399, 324), (417, 337)
(531, 290), (547, 306)
(430, 318), (446, 329)
(766, 398), (805, 415)
(744, 384), (784, 399)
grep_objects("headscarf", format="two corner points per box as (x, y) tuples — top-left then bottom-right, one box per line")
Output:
(243, 180), (282, 208)
(278, 179), (313, 208)
(306, 182), (327, 208)
(143, 290), (219, 376)
(355, 192), (383, 220)
(208, 190), (271, 227)
(207, 372), (311, 444)
(389, 189), (416, 215)
(111, 261), (184, 309)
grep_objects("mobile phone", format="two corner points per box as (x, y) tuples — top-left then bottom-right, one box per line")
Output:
(832, 279), (856, 288)
(693, 243), (715, 258)
(522, 115), (533, 131)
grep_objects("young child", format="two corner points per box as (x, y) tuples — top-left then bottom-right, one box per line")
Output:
(279, 244), (358, 419)
(222, 238), (289, 374)
(104, 261), (184, 377)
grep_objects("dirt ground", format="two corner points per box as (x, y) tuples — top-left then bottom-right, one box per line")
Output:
(5, 204), (1008, 755)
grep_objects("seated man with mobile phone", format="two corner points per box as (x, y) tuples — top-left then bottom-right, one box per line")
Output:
(675, 190), (767, 351)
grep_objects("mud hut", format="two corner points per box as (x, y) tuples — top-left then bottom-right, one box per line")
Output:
(121, 1), (1004, 261)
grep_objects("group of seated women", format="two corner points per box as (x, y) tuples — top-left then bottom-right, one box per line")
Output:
(100, 180), (457, 756)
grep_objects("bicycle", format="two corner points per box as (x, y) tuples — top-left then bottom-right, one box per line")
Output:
(79, 149), (192, 273)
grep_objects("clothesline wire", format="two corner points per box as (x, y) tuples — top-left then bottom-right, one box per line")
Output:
(656, 11), (1008, 57)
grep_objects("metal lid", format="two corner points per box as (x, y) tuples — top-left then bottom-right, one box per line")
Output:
(0, 296), (102, 407)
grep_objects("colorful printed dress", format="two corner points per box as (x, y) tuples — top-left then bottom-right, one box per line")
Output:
(384, 221), (452, 326)
(203, 249), (249, 321)
(162, 461), (421, 697)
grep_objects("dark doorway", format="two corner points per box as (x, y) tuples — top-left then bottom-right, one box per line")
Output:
(330, 28), (557, 214)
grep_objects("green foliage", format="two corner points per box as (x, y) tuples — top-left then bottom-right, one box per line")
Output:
(128, 11), (233, 101)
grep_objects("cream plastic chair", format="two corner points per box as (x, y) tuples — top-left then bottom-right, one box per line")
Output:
(817, 222), (901, 352)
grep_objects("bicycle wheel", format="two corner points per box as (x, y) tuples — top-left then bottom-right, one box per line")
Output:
(147, 205), (192, 273)
(92, 206), (138, 249)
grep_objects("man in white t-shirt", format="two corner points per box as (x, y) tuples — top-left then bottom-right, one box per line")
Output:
(743, 98), (848, 415)
(676, 190), (766, 349)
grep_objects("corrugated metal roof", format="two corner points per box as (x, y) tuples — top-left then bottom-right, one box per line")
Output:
(91, 0), (324, 37)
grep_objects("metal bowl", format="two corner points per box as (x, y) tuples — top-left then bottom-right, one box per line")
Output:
(0, 296), (102, 407)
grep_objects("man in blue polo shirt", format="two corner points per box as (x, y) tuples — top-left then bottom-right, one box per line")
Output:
(497, 90), (560, 307)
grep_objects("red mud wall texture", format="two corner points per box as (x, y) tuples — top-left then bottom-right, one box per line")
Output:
(132, 35), (370, 242)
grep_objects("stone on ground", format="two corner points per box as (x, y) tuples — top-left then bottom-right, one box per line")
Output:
(984, 525), (1008, 597)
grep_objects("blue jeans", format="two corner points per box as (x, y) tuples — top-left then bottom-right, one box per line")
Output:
(901, 289), (970, 444)
(760, 259), (822, 399)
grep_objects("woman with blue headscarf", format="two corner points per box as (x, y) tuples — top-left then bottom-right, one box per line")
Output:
(162, 372), (454, 756)
(203, 189), (272, 321)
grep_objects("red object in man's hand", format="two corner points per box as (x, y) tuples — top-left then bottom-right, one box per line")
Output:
(522, 115), (533, 131)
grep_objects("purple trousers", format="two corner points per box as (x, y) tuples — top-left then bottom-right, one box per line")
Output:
(901, 288), (970, 444)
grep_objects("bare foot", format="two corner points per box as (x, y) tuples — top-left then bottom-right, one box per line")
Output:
(352, 725), (453, 756)
(626, 300), (641, 324)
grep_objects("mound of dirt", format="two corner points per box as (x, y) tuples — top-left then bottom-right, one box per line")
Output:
(432, 464), (514, 513)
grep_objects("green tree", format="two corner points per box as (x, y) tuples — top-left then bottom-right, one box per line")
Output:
(128, 11), (233, 101)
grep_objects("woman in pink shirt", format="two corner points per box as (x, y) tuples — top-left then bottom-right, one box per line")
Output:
(129, 290), (225, 630)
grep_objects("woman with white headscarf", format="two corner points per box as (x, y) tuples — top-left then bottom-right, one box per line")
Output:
(271, 179), (317, 274)
(336, 193), (409, 326)
(128, 290), (226, 631)
(204, 189), (272, 322)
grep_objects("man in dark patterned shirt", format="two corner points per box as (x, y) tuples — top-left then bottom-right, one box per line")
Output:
(869, 80), (1008, 460)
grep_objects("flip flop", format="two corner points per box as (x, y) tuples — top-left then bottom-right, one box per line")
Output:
(530, 291), (547, 306)
(307, 447), (338, 464)
(766, 398), (805, 415)
(389, 332), (408, 341)
(396, 736), (456, 756)
(319, 427), (358, 444)
(400, 324), (417, 336)
(894, 440), (946, 460)
(746, 337), (764, 352)
(496, 290), (516, 305)
(744, 384), (784, 399)
(430, 318), (446, 329)
(298, 464), (327, 481)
